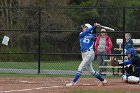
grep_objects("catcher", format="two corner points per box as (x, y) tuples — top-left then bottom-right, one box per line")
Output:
(119, 48), (140, 83)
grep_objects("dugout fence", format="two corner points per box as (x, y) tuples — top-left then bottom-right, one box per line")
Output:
(0, 6), (140, 75)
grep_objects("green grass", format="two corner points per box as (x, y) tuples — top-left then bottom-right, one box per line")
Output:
(0, 61), (100, 71)
(69, 90), (140, 93)
(0, 73), (73, 77)
(41, 61), (80, 70)
(0, 62), (37, 69)
(0, 60), (118, 76)
(0, 60), (119, 77)
(0, 73), (110, 78)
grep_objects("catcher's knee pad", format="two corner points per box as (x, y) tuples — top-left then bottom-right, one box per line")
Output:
(122, 75), (127, 81)
(127, 76), (140, 84)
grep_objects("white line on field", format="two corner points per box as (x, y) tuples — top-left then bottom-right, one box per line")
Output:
(0, 85), (65, 93)
(0, 79), (69, 84)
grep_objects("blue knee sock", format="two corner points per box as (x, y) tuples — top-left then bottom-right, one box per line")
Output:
(72, 71), (82, 83)
(92, 71), (104, 81)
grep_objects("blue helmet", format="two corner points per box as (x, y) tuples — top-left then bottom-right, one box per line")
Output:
(126, 48), (136, 56)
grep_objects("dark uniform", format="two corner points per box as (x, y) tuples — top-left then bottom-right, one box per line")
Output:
(125, 55), (140, 77)
(120, 48), (140, 77)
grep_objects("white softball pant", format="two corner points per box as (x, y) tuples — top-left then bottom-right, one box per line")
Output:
(78, 50), (96, 74)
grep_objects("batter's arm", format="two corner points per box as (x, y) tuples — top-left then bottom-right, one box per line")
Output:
(79, 26), (96, 38)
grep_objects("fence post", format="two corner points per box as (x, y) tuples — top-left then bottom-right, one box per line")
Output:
(38, 7), (41, 74)
(122, 7), (126, 74)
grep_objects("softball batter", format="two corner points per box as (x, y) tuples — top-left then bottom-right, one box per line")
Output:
(66, 23), (107, 86)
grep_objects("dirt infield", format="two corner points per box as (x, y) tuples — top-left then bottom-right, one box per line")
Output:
(0, 77), (140, 93)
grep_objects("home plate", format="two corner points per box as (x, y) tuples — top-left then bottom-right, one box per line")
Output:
(20, 81), (33, 83)
(82, 84), (92, 85)
(21, 81), (29, 83)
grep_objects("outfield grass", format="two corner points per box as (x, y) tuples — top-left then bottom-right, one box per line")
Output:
(0, 60), (119, 76)
(41, 61), (80, 70)
(0, 73), (113, 78)
(0, 61), (100, 71)
(68, 90), (140, 93)
(0, 73), (74, 77)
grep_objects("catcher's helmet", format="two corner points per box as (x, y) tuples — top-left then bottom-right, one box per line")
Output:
(126, 48), (136, 56)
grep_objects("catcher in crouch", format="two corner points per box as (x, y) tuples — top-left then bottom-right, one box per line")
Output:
(119, 48), (140, 83)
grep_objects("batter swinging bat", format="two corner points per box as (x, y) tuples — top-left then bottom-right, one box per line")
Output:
(100, 25), (114, 31)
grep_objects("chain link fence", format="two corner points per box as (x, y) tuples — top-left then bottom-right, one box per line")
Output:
(0, 6), (140, 75)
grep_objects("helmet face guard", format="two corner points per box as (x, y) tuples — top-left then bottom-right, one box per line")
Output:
(126, 48), (136, 57)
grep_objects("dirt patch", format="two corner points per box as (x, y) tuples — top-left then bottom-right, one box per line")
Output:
(0, 77), (139, 93)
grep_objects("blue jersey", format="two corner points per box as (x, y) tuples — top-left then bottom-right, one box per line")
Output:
(79, 26), (96, 51)
(122, 39), (134, 50)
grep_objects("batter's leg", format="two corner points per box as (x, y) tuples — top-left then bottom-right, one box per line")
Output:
(86, 62), (105, 81)
(71, 53), (91, 84)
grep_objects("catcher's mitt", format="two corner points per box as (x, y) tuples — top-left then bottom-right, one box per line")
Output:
(110, 56), (119, 66)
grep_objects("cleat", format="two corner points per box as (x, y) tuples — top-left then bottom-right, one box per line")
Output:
(66, 81), (75, 87)
(98, 79), (107, 86)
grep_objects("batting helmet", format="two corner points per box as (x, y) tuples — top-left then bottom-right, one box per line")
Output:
(126, 48), (136, 56)
(81, 23), (92, 29)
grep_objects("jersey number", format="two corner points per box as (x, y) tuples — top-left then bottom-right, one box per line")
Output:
(83, 38), (90, 43)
